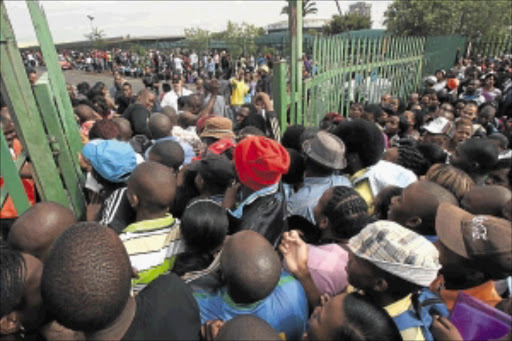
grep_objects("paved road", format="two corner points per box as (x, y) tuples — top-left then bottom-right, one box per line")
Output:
(35, 66), (146, 93)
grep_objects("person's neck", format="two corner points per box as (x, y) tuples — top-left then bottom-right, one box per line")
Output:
(367, 290), (410, 308)
(135, 208), (168, 222)
(86, 297), (136, 341)
(483, 85), (493, 91)
(443, 274), (488, 291)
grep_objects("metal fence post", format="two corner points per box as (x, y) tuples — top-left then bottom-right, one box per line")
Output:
(273, 60), (288, 133)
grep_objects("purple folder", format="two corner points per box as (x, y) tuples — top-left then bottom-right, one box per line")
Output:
(450, 292), (512, 341)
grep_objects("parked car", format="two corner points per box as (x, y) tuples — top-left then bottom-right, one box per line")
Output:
(58, 55), (72, 70)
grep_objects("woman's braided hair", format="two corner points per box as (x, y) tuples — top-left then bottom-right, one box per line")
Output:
(323, 186), (371, 239)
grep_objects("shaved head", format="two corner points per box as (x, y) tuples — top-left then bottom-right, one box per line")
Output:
(221, 231), (281, 304)
(461, 185), (512, 218)
(112, 117), (133, 141)
(389, 180), (458, 235)
(127, 161), (176, 213)
(8, 202), (76, 261)
(74, 105), (99, 124)
(216, 315), (280, 341)
(149, 113), (172, 140)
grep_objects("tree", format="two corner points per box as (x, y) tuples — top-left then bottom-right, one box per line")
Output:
(281, 0), (318, 17)
(323, 13), (372, 35)
(184, 27), (210, 53)
(384, 0), (512, 41)
(84, 27), (105, 41)
(209, 21), (265, 56)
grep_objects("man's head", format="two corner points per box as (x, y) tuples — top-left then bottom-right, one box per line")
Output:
(313, 186), (370, 240)
(75, 104), (100, 124)
(450, 138), (499, 178)
(191, 154), (235, 195)
(421, 116), (453, 150)
(26, 68), (37, 85)
(488, 133), (509, 152)
(486, 158), (511, 189)
(126, 161), (176, 214)
(41, 223), (132, 332)
(477, 104), (496, 127)
(346, 221), (441, 297)
(8, 202), (76, 261)
(302, 131), (346, 175)
(216, 315), (280, 341)
(348, 102), (364, 120)
(236, 104), (257, 125)
(461, 185), (512, 218)
(149, 113), (173, 139)
(147, 140), (185, 172)
(111, 117), (133, 141)
(408, 93), (419, 106)
(1, 243), (45, 335)
(136, 89), (156, 111)
(461, 102), (478, 121)
(465, 79), (480, 95)
(234, 136), (290, 191)
(221, 231), (281, 304)
(388, 180), (458, 235)
(333, 119), (385, 175)
(452, 118), (473, 146)
(171, 73), (183, 93)
(122, 82), (132, 98)
(362, 104), (386, 126)
(88, 119), (121, 140)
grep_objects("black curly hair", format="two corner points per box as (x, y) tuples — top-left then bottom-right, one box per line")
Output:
(397, 144), (430, 176)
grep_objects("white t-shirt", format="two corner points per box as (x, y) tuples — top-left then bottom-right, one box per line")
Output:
(161, 88), (193, 112)
(174, 57), (184, 71)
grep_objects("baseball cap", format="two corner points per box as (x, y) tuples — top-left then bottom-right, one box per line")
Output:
(348, 220), (441, 287)
(425, 76), (437, 85)
(422, 117), (454, 136)
(189, 154), (235, 188)
(82, 139), (137, 183)
(436, 203), (512, 279)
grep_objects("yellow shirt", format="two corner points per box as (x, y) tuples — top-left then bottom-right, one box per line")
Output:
(231, 79), (247, 106)
(384, 294), (425, 341)
(350, 168), (374, 214)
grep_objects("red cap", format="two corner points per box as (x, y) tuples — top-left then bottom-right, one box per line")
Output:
(447, 78), (460, 90)
(208, 138), (236, 155)
(235, 136), (290, 191)
(196, 115), (216, 135)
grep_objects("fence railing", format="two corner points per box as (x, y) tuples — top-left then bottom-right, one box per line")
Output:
(468, 33), (512, 59)
(276, 35), (426, 127)
(1, 1), (85, 219)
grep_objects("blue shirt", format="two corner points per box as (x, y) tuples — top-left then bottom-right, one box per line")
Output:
(194, 272), (308, 340)
(287, 175), (352, 224)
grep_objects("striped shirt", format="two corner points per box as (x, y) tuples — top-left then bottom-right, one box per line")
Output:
(120, 214), (184, 294)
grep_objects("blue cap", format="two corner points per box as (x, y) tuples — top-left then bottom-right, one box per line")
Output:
(82, 140), (137, 183)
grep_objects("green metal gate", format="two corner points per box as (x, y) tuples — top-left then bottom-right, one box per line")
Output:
(1, 1), (85, 219)
(274, 33), (425, 127)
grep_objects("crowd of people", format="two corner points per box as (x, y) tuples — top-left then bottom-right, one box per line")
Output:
(1, 49), (511, 341)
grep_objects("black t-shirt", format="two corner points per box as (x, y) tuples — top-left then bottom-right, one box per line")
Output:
(122, 273), (201, 341)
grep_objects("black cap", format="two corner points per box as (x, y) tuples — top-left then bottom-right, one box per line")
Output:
(189, 154), (235, 188)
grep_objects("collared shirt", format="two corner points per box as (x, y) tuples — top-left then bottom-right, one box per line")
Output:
(384, 294), (425, 341)
(120, 214), (184, 293)
(171, 126), (202, 153)
(287, 175), (351, 224)
(229, 184), (278, 219)
(350, 160), (417, 212)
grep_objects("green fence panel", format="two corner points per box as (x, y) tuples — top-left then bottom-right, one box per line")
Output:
(424, 35), (467, 76)
(33, 74), (86, 219)
(27, 0), (83, 176)
(1, 2), (70, 208)
(0, 130), (31, 214)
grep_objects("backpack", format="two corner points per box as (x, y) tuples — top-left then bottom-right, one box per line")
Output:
(392, 288), (449, 341)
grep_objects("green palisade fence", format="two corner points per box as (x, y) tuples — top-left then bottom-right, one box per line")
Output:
(1, 1), (85, 219)
(280, 35), (425, 127)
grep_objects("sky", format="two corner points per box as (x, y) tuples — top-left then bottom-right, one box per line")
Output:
(4, 0), (392, 47)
